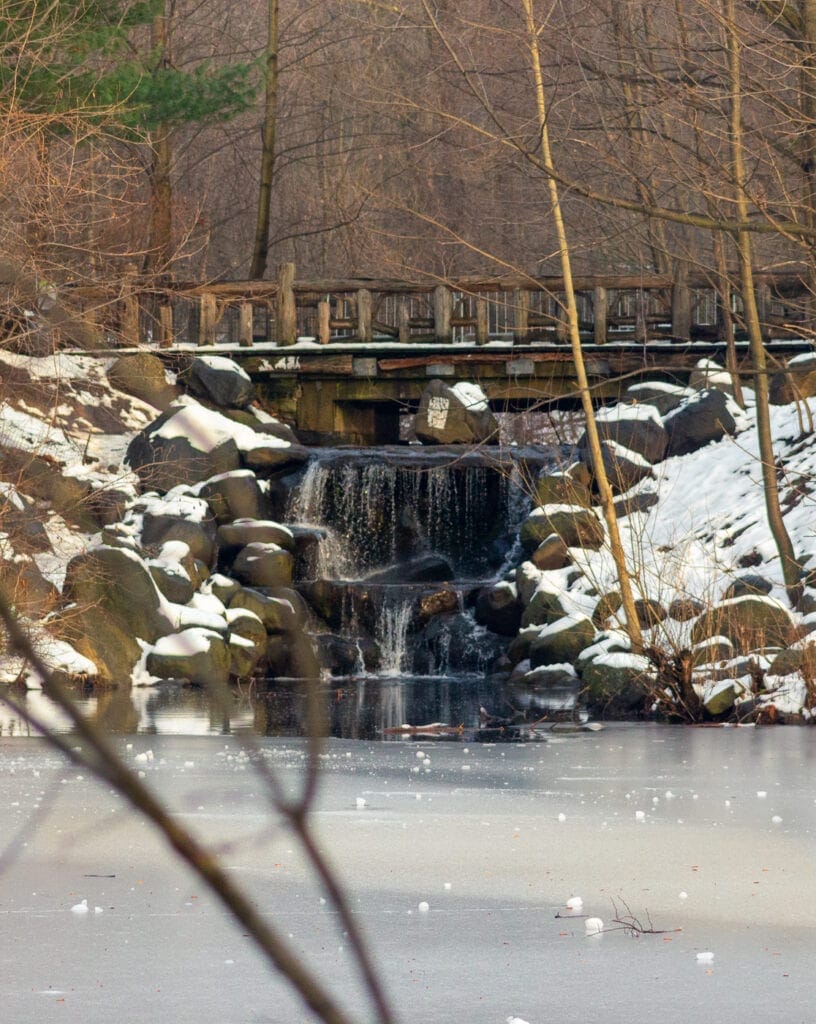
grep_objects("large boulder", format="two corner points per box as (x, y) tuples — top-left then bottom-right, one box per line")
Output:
(624, 382), (691, 415)
(664, 389), (740, 457)
(520, 505), (605, 553)
(534, 465), (591, 508)
(126, 401), (242, 492)
(529, 614), (595, 667)
(689, 358), (734, 396)
(232, 542), (294, 588)
(146, 628), (231, 688)
(580, 404), (668, 464)
(520, 583), (569, 628)
(60, 545), (173, 682)
(196, 471), (267, 524)
(217, 520), (296, 570)
(581, 651), (652, 713)
(530, 534), (571, 571)
(126, 399), (307, 493)
(107, 353), (179, 411)
(690, 595), (799, 653)
(414, 380), (498, 445)
(229, 587), (304, 633)
(474, 582), (523, 636)
(769, 353), (816, 405)
(139, 496), (217, 566)
(598, 440), (654, 495)
(225, 607), (267, 677)
(179, 355), (254, 409)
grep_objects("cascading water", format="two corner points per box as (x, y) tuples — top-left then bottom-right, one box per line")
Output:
(286, 447), (545, 678)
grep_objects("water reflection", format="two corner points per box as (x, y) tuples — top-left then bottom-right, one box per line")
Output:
(0, 675), (522, 741)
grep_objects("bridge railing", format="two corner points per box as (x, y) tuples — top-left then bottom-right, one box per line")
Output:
(72, 262), (814, 348)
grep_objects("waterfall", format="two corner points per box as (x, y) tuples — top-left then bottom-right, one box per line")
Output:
(377, 598), (413, 676)
(287, 448), (538, 678)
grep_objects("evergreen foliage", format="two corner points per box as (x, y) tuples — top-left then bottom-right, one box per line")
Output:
(0, 0), (255, 132)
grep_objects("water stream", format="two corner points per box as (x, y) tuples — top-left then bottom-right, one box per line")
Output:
(285, 446), (548, 679)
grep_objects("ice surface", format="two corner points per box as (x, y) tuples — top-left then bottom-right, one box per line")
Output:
(1, 725), (816, 1023)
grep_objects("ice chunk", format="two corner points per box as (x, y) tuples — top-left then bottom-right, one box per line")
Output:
(585, 917), (603, 935)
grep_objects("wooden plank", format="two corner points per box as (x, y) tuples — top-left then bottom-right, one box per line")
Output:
(254, 353), (355, 375)
(377, 352), (579, 372)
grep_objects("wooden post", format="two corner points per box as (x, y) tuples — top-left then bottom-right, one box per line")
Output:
(356, 288), (373, 342)
(433, 284), (453, 343)
(159, 304), (174, 348)
(634, 289), (648, 343)
(276, 261), (297, 345)
(476, 296), (489, 345)
(317, 299), (331, 345)
(513, 287), (530, 344)
(593, 286), (607, 345)
(398, 299), (411, 343)
(239, 302), (254, 347)
(121, 292), (140, 346)
(198, 292), (216, 346)
(671, 260), (692, 341)
(555, 294), (569, 343)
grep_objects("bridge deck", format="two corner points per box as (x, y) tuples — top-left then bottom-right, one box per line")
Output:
(148, 336), (813, 444)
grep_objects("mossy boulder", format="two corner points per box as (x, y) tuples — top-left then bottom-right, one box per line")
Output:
(520, 505), (605, 553)
(61, 545), (173, 683)
(534, 466), (591, 508)
(529, 615), (596, 668)
(196, 471), (267, 525)
(146, 628), (231, 688)
(231, 542), (293, 588)
(580, 651), (652, 713)
(690, 595), (798, 653)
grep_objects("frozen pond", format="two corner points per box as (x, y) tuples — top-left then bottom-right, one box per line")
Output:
(0, 715), (815, 1023)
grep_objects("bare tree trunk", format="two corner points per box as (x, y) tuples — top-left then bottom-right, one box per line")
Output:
(712, 231), (745, 407)
(250, 0), (279, 280)
(522, 0), (643, 650)
(725, 0), (802, 606)
(144, 9), (173, 274)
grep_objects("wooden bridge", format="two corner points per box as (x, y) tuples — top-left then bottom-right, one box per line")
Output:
(72, 263), (815, 443)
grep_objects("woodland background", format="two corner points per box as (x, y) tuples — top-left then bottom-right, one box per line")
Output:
(3, 0), (816, 291)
